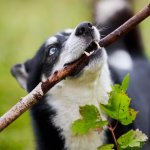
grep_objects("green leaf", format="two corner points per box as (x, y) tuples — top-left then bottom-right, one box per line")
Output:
(72, 119), (108, 135)
(100, 92), (137, 125)
(97, 144), (114, 150)
(100, 74), (137, 125)
(111, 84), (122, 93)
(79, 105), (101, 121)
(71, 105), (108, 135)
(122, 74), (130, 92)
(117, 129), (148, 149)
(111, 74), (130, 92)
(71, 119), (89, 135)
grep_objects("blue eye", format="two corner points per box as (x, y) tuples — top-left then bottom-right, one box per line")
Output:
(49, 47), (58, 55)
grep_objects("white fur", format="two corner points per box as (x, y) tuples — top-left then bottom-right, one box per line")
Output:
(56, 33), (64, 36)
(14, 24), (112, 150)
(109, 50), (133, 70)
(45, 25), (112, 149)
(15, 64), (28, 90)
(47, 61), (111, 150)
(95, 0), (131, 24)
(64, 29), (74, 34)
(46, 36), (58, 46)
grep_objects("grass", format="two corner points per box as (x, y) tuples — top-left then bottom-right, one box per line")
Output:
(0, 0), (149, 149)
(134, 0), (150, 57)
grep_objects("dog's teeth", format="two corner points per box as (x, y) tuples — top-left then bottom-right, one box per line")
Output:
(84, 51), (90, 56)
(84, 50), (95, 56)
(94, 41), (102, 49)
(90, 51), (94, 55)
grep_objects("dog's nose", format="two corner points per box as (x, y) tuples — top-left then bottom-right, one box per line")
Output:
(75, 22), (93, 36)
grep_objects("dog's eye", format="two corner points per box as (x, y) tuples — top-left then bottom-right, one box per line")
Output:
(49, 47), (58, 55)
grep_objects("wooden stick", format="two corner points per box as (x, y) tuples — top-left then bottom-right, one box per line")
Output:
(0, 3), (150, 132)
(99, 3), (150, 47)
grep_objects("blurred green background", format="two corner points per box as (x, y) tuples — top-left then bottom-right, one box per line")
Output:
(0, 0), (149, 149)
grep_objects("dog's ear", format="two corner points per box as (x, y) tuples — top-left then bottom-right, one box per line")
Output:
(11, 44), (46, 92)
(11, 59), (32, 91)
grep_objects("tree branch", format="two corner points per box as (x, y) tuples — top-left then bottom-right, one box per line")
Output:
(99, 3), (150, 47)
(0, 3), (150, 132)
(108, 124), (119, 150)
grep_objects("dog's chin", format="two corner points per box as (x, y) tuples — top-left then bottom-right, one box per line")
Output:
(69, 49), (103, 78)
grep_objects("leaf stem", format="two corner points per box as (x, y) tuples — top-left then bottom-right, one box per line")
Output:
(108, 124), (119, 150)
(113, 121), (118, 131)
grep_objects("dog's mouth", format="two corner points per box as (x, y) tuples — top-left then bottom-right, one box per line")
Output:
(51, 22), (101, 77)
(84, 40), (100, 56)
(64, 40), (100, 66)
(63, 41), (100, 77)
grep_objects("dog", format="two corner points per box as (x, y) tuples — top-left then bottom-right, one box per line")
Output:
(11, 0), (150, 149)
(11, 22), (112, 150)
(94, 0), (150, 149)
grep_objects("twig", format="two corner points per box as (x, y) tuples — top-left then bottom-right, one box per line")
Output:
(99, 3), (150, 47)
(0, 3), (150, 132)
(0, 53), (91, 132)
(108, 124), (119, 150)
(112, 121), (118, 131)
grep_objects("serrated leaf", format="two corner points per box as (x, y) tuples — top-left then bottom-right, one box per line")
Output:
(72, 119), (108, 135)
(100, 92), (138, 125)
(117, 129), (148, 149)
(71, 105), (108, 135)
(97, 144), (114, 150)
(111, 74), (130, 92)
(122, 74), (130, 92)
(100, 74), (137, 125)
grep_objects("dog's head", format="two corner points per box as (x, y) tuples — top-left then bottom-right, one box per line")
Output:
(11, 22), (108, 92)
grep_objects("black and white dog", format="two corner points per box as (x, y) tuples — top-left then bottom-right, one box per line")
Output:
(11, 0), (150, 149)
(11, 22), (111, 149)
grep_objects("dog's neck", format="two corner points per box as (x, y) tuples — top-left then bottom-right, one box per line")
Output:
(46, 63), (111, 150)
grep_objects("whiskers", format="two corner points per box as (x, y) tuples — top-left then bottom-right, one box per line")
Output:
(95, 24), (112, 38)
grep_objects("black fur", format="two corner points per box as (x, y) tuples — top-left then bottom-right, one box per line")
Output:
(23, 33), (71, 150)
